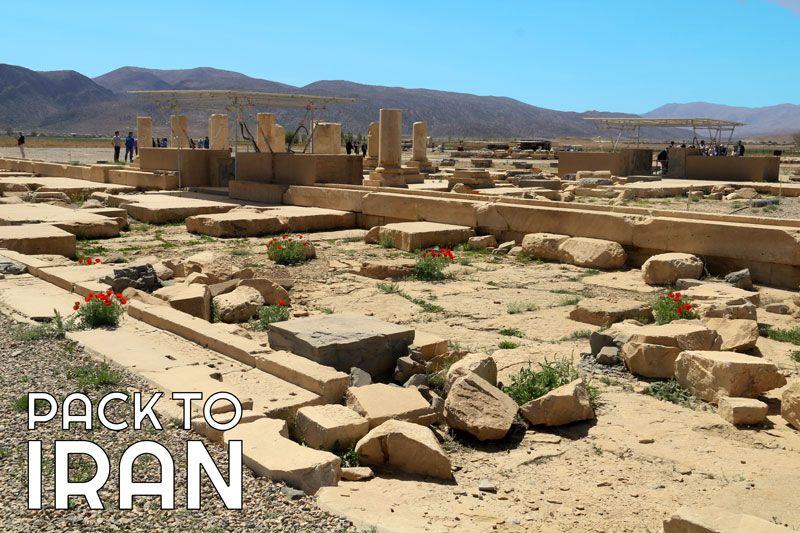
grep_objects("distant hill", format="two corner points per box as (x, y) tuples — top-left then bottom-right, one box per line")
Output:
(0, 63), (793, 139)
(644, 102), (800, 137)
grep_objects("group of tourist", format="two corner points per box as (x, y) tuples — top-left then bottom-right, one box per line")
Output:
(344, 140), (367, 156)
(111, 131), (138, 163)
(656, 139), (746, 173)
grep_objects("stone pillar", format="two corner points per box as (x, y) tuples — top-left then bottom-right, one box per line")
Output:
(313, 122), (342, 154)
(170, 115), (189, 148)
(256, 113), (276, 153)
(363, 121), (379, 169)
(376, 109), (402, 170)
(270, 123), (286, 153)
(411, 121), (429, 164)
(137, 116), (152, 150)
(209, 114), (229, 150)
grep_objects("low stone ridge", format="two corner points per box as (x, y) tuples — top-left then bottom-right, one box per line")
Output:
(641, 253), (703, 286)
(663, 505), (783, 533)
(295, 404), (370, 450)
(520, 379), (595, 427)
(355, 419), (452, 479)
(223, 417), (340, 494)
(267, 313), (415, 377)
(345, 383), (435, 429)
(444, 373), (518, 441)
(781, 381), (800, 429)
(569, 297), (653, 327)
(717, 396), (768, 426)
(675, 350), (787, 403)
(99, 264), (162, 293)
(377, 221), (475, 252)
(619, 321), (722, 378)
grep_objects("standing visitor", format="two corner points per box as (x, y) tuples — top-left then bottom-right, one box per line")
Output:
(345, 140), (353, 154)
(124, 132), (135, 162)
(112, 131), (121, 162)
(203, 136), (209, 149)
(361, 142), (367, 156)
(17, 132), (25, 158)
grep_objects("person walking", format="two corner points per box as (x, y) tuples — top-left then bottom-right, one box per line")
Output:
(345, 140), (353, 154)
(112, 131), (121, 162)
(203, 136), (209, 149)
(124, 132), (135, 162)
(17, 132), (25, 158)
(361, 142), (367, 156)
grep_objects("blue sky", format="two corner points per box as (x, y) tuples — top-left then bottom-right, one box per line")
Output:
(5, 0), (798, 113)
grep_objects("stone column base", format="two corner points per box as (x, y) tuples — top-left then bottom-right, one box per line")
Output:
(368, 168), (409, 188)
(363, 156), (379, 170)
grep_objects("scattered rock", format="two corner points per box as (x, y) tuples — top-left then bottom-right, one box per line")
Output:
(702, 318), (759, 351)
(663, 506), (783, 533)
(557, 237), (627, 270)
(781, 381), (800, 430)
(355, 419), (452, 479)
(478, 480), (497, 493)
(446, 353), (497, 390)
(340, 467), (374, 481)
(519, 379), (595, 427)
(393, 355), (426, 383)
(468, 235), (497, 249)
(213, 285), (263, 323)
(295, 404), (370, 450)
(596, 346), (620, 365)
(723, 269), (753, 290)
(717, 396), (768, 426)
(520, 233), (569, 261)
(765, 302), (790, 315)
(641, 253), (703, 286)
(152, 283), (212, 320)
(103, 252), (126, 264)
(0, 257), (26, 275)
(444, 374), (518, 441)
(80, 198), (104, 209)
(239, 278), (291, 306)
(349, 367), (372, 387)
(675, 350), (787, 403)
(100, 264), (162, 293)
(184, 250), (254, 283)
(619, 321), (722, 378)
(569, 297), (653, 327)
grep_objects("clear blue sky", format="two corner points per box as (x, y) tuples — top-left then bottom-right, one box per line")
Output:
(6, 0), (799, 113)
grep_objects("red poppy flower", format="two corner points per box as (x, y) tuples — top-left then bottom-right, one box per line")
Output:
(298, 234), (304, 239)
(674, 292), (681, 299)
(115, 293), (123, 299)
(277, 244), (283, 250)
(677, 307), (684, 314)
(683, 304), (692, 311)
(277, 299), (286, 306)
(119, 298), (127, 305)
(85, 295), (92, 302)
(95, 258), (101, 263)
(667, 292), (675, 298)
(72, 304), (80, 311)
(103, 300), (111, 306)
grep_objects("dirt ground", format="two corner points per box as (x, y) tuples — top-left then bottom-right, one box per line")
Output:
(68, 215), (800, 532)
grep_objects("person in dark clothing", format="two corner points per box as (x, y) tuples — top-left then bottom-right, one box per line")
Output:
(656, 147), (668, 174)
(124, 132), (135, 162)
(345, 140), (353, 154)
(17, 132), (25, 158)
(735, 141), (745, 156)
(152, 137), (157, 147)
(203, 136), (209, 149)
(361, 143), (367, 156)
(112, 131), (121, 162)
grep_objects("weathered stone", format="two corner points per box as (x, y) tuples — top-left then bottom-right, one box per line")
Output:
(0, 257), (26, 275)
(355, 419), (452, 479)
(184, 250), (254, 283)
(620, 321), (721, 378)
(223, 418), (339, 494)
(100, 264), (162, 293)
(680, 284), (759, 321)
(393, 355), (425, 383)
(596, 346), (620, 365)
(357, 259), (416, 280)
(378, 221), (474, 252)
(569, 297), (652, 327)
(663, 505), (783, 533)
(520, 232), (569, 261)
(152, 283), (211, 320)
(702, 318), (759, 351)
(717, 396), (768, 425)
(445, 353), (497, 389)
(239, 278), (290, 305)
(557, 237), (627, 269)
(340, 467), (374, 481)
(267, 313), (415, 377)
(520, 379), (595, 427)
(404, 374), (428, 388)
(213, 286), (264, 323)
(350, 367), (372, 387)
(185, 272), (211, 285)
(410, 330), (449, 361)
(345, 383), (435, 428)
(468, 235), (497, 249)
(641, 253), (703, 285)
(724, 268), (753, 290)
(781, 381), (800, 430)
(295, 404), (369, 450)
(765, 302), (790, 315)
(444, 374), (518, 441)
(675, 350), (787, 403)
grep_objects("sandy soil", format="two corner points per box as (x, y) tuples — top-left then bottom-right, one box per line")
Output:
(67, 215), (800, 532)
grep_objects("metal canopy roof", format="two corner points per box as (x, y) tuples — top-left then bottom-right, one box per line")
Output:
(128, 89), (356, 111)
(584, 117), (745, 128)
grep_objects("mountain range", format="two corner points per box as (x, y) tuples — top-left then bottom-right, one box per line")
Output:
(0, 63), (795, 139)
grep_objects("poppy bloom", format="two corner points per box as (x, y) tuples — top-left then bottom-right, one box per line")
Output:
(85, 295), (92, 302)
(683, 304), (692, 311)
(277, 244), (283, 250)
(277, 299), (286, 306)
(119, 298), (127, 305)
(668, 292), (675, 298)
(115, 293), (123, 299)
(72, 304), (80, 311)
(95, 258), (101, 264)
(677, 306), (684, 314)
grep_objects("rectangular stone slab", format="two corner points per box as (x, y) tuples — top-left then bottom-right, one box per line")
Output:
(0, 224), (75, 257)
(379, 221), (475, 252)
(267, 313), (415, 378)
(0, 274), (79, 321)
(110, 194), (236, 224)
(0, 203), (120, 238)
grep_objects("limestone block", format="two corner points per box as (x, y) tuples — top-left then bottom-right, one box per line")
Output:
(675, 350), (787, 403)
(444, 374), (518, 441)
(520, 379), (595, 427)
(0, 224), (75, 257)
(357, 258), (416, 280)
(520, 232), (569, 261)
(153, 283), (211, 320)
(213, 285), (264, 323)
(223, 418), (340, 494)
(468, 235), (497, 249)
(702, 318), (760, 351)
(445, 353), (497, 390)
(717, 396), (768, 425)
(186, 211), (284, 238)
(410, 330), (449, 361)
(642, 253), (704, 285)
(781, 381), (800, 429)
(253, 351), (350, 404)
(295, 404), (369, 450)
(345, 383), (435, 429)
(267, 313), (415, 377)
(355, 419), (452, 479)
(568, 297), (653, 327)
(239, 278), (290, 305)
(184, 250), (254, 283)
(619, 321), (721, 378)
(557, 237), (627, 269)
(663, 505), (783, 533)
(379, 221), (475, 252)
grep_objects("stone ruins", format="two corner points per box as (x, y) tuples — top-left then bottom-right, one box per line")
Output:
(2, 106), (800, 531)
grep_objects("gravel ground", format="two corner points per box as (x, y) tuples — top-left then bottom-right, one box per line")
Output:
(0, 312), (355, 532)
